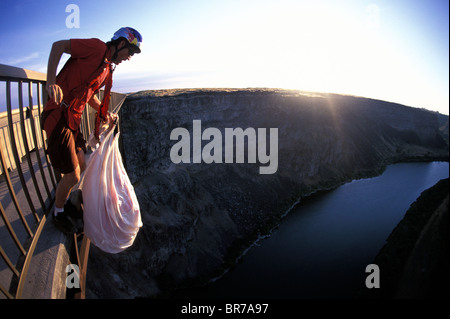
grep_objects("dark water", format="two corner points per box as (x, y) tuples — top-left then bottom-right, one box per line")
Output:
(179, 161), (449, 299)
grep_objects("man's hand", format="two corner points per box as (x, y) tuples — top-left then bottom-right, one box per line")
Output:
(89, 96), (118, 126)
(107, 112), (118, 125)
(46, 83), (64, 104)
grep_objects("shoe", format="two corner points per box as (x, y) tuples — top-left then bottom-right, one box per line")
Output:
(52, 211), (78, 234)
(64, 200), (84, 234)
(64, 200), (83, 221)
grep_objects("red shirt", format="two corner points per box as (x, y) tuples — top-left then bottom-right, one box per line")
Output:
(43, 38), (111, 134)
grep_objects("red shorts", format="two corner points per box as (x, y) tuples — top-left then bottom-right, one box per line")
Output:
(46, 115), (86, 174)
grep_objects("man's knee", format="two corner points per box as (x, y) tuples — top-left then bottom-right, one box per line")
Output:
(66, 167), (81, 186)
(77, 151), (86, 173)
(73, 166), (81, 184)
(73, 171), (81, 185)
(79, 160), (86, 174)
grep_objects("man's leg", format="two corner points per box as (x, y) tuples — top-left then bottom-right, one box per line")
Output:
(53, 165), (79, 233)
(55, 149), (85, 209)
(46, 117), (87, 233)
(53, 149), (85, 234)
(78, 149), (86, 174)
(55, 165), (80, 209)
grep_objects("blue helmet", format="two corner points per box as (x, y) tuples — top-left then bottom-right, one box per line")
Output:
(112, 27), (143, 54)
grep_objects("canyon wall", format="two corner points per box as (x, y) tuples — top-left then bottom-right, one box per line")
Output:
(85, 89), (448, 298)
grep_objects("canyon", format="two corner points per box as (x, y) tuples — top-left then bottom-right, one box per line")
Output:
(84, 88), (448, 298)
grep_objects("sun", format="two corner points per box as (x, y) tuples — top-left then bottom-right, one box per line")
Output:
(196, 1), (375, 95)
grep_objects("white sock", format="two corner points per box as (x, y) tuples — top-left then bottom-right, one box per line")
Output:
(54, 206), (64, 216)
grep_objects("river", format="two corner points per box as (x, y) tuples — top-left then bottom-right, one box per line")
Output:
(178, 161), (449, 299)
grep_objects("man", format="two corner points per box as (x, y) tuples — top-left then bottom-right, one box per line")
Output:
(42, 27), (143, 234)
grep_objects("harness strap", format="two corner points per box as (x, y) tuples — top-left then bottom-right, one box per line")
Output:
(94, 62), (114, 139)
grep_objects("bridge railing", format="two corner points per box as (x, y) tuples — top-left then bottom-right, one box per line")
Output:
(0, 63), (126, 299)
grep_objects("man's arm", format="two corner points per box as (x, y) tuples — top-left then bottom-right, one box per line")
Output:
(88, 95), (118, 124)
(46, 40), (71, 104)
(88, 94), (101, 112)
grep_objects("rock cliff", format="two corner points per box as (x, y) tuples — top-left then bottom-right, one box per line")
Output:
(85, 88), (449, 298)
(356, 178), (449, 299)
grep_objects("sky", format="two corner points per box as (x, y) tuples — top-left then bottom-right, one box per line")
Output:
(0, 0), (449, 114)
